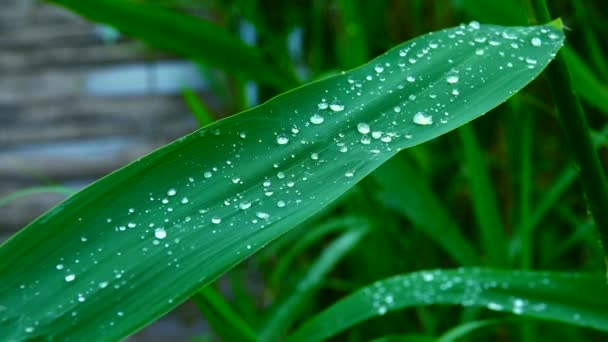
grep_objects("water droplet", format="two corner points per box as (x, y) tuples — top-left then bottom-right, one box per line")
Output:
(360, 136), (371, 144)
(239, 201), (252, 210)
(374, 65), (384, 73)
(329, 103), (345, 112)
(211, 216), (222, 224)
(239, 132), (247, 139)
(377, 306), (387, 315)
(232, 177), (241, 184)
(317, 100), (328, 110)
(181, 197), (189, 204)
(468, 21), (480, 30)
(65, 274), (76, 282)
(393, 106), (401, 113)
(531, 37), (542, 47)
(413, 112), (433, 125)
(406, 75), (416, 82)
(99, 281), (109, 289)
(56, 264), (64, 270)
(276, 134), (289, 145)
(345, 171), (354, 178)
(154, 228), (167, 239)
(25, 327), (34, 333)
(277, 200), (286, 208)
(446, 73), (459, 84)
(357, 123), (370, 134)
(452, 89), (460, 96)
(277, 171), (285, 179)
(204, 171), (212, 179)
(487, 302), (503, 311)
(311, 152), (319, 160)
(475, 48), (485, 56)
(256, 212), (270, 220)
(167, 188), (177, 197)
(421, 272), (434, 281)
(310, 114), (325, 124)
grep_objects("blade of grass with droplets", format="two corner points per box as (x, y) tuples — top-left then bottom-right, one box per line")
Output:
(0, 21), (564, 341)
(287, 269), (608, 342)
(49, 0), (296, 89)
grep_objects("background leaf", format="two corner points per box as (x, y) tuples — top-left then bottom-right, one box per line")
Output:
(287, 269), (608, 342)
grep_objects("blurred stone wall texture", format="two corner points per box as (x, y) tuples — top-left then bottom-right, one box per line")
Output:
(0, 0), (213, 340)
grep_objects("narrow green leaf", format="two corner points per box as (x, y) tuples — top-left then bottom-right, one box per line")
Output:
(0, 22), (564, 340)
(287, 269), (608, 342)
(459, 125), (507, 267)
(258, 228), (367, 341)
(182, 88), (215, 127)
(191, 286), (259, 342)
(372, 156), (479, 265)
(0, 186), (75, 209)
(437, 317), (522, 342)
(50, 0), (295, 88)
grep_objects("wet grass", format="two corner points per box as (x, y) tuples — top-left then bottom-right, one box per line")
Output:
(2, 0), (607, 341)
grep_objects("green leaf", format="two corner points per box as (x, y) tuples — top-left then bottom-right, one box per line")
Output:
(191, 286), (259, 342)
(0, 22), (564, 340)
(372, 156), (479, 265)
(258, 227), (368, 341)
(287, 269), (608, 342)
(50, 0), (296, 89)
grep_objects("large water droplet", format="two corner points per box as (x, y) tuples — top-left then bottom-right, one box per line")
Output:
(531, 37), (542, 47)
(413, 112), (433, 125)
(357, 123), (370, 134)
(276, 134), (289, 145)
(154, 228), (167, 239)
(446, 73), (459, 84)
(310, 114), (325, 124)
(329, 103), (345, 112)
(256, 212), (270, 220)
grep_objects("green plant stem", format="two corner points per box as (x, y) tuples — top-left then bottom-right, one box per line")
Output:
(527, 1), (608, 265)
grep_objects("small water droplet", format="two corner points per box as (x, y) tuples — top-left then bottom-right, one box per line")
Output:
(406, 75), (416, 82)
(329, 103), (345, 112)
(167, 189), (177, 197)
(56, 264), (64, 270)
(239, 132), (247, 139)
(65, 274), (76, 282)
(468, 20), (480, 30)
(276, 134), (289, 145)
(204, 171), (212, 179)
(311, 152), (319, 160)
(25, 327), (34, 333)
(256, 212), (270, 220)
(277, 171), (285, 179)
(211, 216), (222, 224)
(154, 228), (167, 239)
(310, 114), (325, 124)
(239, 201), (251, 210)
(357, 122), (370, 134)
(232, 177), (241, 184)
(317, 100), (328, 110)
(475, 48), (485, 56)
(344, 170), (354, 178)
(181, 197), (189, 204)
(446, 73), (459, 84)
(374, 65), (384, 73)
(413, 112), (433, 125)
(393, 106), (401, 113)
(377, 306), (387, 315)
(277, 200), (286, 208)
(531, 37), (542, 47)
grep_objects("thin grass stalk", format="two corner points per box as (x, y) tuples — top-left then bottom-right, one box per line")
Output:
(526, 0), (608, 268)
